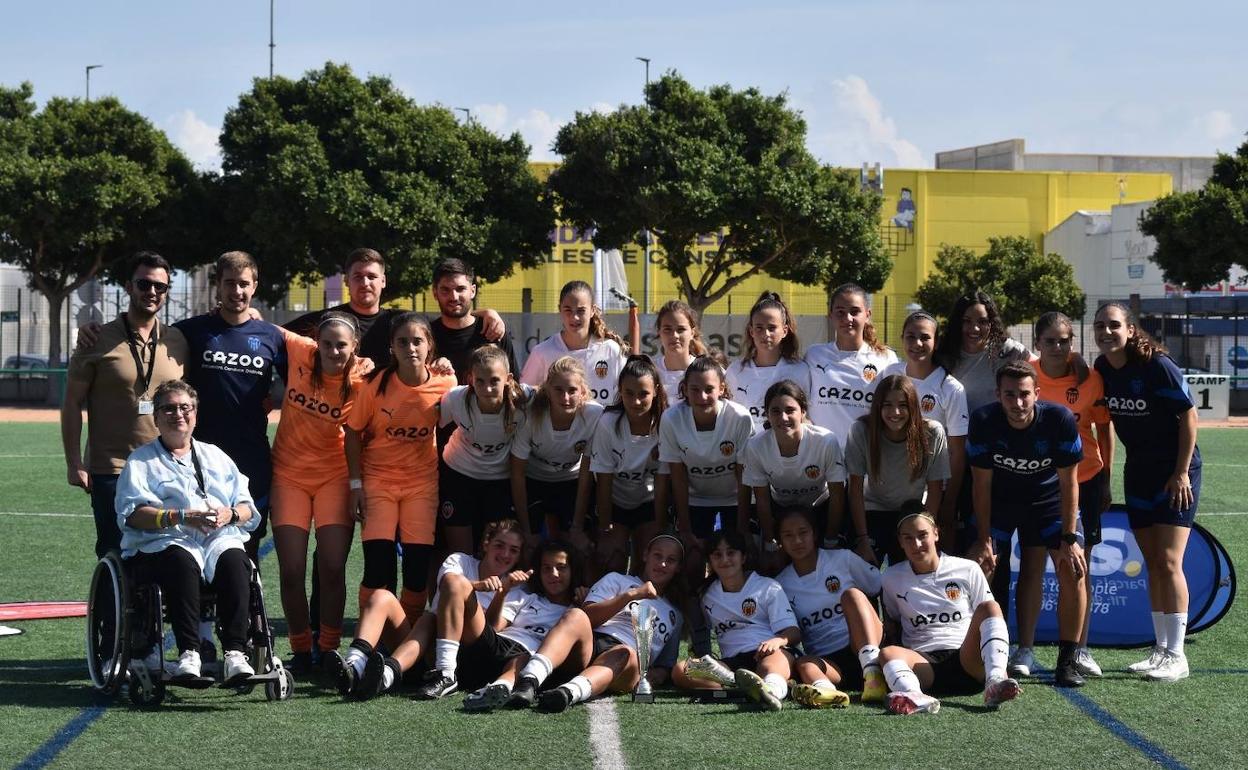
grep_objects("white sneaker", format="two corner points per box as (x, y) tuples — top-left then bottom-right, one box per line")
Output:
(1074, 647), (1103, 678)
(1007, 646), (1034, 677)
(1146, 651), (1189, 682)
(887, 690), (940, 716)
(174, 649), (202, 678)
(223, 650), (255, 683)
(1127, 646), (1166, 675)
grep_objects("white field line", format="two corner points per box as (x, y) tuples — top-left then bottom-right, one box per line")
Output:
(0, 511), (91, 518)
(586, 698), (628, 770)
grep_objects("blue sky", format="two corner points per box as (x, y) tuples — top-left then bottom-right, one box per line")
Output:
(4, 1), (1244, 170)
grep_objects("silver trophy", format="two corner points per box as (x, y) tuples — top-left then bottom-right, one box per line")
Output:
(631, 602), (657, 703)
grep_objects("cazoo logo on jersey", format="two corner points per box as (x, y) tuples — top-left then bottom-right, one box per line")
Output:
(203, 349), (266, 373)
(992, 454), (1052, 472)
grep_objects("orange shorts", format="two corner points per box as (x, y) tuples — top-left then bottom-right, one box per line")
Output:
(270, 474), (353, 532)
(360, 481), (437, 544)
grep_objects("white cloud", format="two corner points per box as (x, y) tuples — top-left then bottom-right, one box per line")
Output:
(801, 75), (927, 168)
(1193, 109), (1235, 142)
(165, 109), (221, 171)
(472, 103), (565, 161)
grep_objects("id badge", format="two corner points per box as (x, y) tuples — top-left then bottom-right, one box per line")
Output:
(138, 399), (154, 415)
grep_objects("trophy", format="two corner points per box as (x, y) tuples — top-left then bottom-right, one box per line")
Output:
(631, 602), (657, 703)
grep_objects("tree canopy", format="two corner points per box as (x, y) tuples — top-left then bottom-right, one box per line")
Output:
(1140, 136), (1248, 290)
(0, 82), (200, 365)
(915, 235), (1085, 326)
(547, 72), (890, 313)
(218, 62), (555, 303)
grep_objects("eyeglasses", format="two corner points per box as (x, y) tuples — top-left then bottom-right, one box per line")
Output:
(157, 403), (196, 416)
(135, 278), (170, 294)
(1038, 337), (1074, 348)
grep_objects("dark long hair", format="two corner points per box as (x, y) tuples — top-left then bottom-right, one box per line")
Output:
(679, 353), (730, 402)
(656, 300), (708, 356)
(369, 311), (436, 395)
(311, 311), (361, 402)
(607, 354), (667, 433)
(701, 528), (755, 596)
(865, 374), (931, 482)
(560, 281), (625, 347)
(525, 539), (583, 604)
(933, 290), (1009, 370)
(1095, 301), (1166, 364)
(830, 283), (887, 354)
(742, 291), (801, 363)
(1034, 311), (1089, 386)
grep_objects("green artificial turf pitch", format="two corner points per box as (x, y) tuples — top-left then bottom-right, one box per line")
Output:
(0, 423), (1243, 769)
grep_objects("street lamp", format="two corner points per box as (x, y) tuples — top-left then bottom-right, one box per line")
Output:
(635, 56), (652, 313)
(269, 0), (276, 78)
(85, 65), (102, 101)
(455, 107), (471, 123)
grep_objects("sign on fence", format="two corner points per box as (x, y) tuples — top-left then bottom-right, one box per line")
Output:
(1185, 373), (1230, 421)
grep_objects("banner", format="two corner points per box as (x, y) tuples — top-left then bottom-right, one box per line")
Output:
(1006, 507), (1236, 647)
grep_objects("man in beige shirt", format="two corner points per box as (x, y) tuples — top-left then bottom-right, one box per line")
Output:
(62, 252), (188, 557)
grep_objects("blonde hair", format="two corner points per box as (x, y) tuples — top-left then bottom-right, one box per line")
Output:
(530, 355), (588, 424)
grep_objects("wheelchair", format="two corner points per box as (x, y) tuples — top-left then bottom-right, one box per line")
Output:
(86, 550), (294, 708)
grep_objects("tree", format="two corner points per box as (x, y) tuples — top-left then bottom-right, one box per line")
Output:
(0, 82), (200, 368)
(547, 72), (890, 314)
(1140, 137), (1248, 289)
(915, 235), (1085, 326)
(218, 62), (555, 303)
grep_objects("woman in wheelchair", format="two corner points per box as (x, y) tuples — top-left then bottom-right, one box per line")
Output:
(114, 379), (260, 685)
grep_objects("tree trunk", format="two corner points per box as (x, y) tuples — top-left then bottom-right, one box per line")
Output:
(43, 289), (68, 406)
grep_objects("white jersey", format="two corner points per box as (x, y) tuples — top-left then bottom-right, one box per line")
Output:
(589, 411), (664, 510)
(880, 363), (969, 438)
(587, 572), (683, 669)
(512, 401), (604, 483)
(431, 552), (500, 612)
(882, 555), (993, 653)
(740, 424), (846, 507)
(498, 591), (570, 653)
(725, 358), (812, 434)
(651, 354), (690, 401)
(521, 334), (626, 406)
(805, 341), (898, 446)
(658, 399), (753, 507)
(777, 549), (881, 656)
(702, 571), (797, 658)
(439, 385), (532, 480)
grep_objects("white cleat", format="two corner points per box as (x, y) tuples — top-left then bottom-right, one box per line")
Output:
(1127, 646), (1166, 675)
(983, 676), (1021, 709)
(887, 690), (940, 716)
(1145, 651), (1189, 682)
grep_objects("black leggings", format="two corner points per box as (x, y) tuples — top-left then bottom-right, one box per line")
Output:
(126, 547), (251, 654)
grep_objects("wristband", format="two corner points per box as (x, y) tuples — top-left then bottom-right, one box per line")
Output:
(348, 479), (363, 490)
(229, 506), (240, 525)
(154, 509), (165, 528)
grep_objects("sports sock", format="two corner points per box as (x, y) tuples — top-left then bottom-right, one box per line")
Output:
(979, 617), (1010, 681)
(490, 678), (514, 692)
(1163, 613), (1187, 655)
(763, 673), (788, 700)
(883, 659), (922, 693)
(565, 675), (594, 705)
(317, 624), (342, 653)
(519, 653), (554, 686)
(811, 678), (834, 689)
(288, 628), (313, 654)
(382, 658), (400, 690)
(346, 641), (371, 678)
(858, 644), (881, 675)
(1151, 611), (1168, 649)
(399, 588), (427, 621)
(435, 639), (460, 677)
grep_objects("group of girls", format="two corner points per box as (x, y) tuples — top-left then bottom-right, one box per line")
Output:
(264, 275), (1200, 710)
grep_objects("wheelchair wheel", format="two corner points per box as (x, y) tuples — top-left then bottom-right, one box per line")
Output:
(265, 668), (294, 702)
(86, 552), (130, 695)
(128, 671), (166, 709)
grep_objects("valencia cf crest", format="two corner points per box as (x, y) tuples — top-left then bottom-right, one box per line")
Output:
(719, 441), (735, 457)
(804, 464), (821, 480)
(574, 440), (588, 455)
(1066, 387), (1079, 405)
(1035, 440), (1049, 455)
(825, 575), (841, 593)
(944, 581), (961, 601)
(741, 598), (758, 617)
(440, 500), (455, 520)
(247, 336), (261, 352)
(595, 360), (609, 379)
(863, 363), (878, 383)
(920, 394), (936, 413)
(1131, 378), (1144, 395)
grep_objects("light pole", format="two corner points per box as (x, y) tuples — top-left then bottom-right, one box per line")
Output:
(85, 65), (102, 101)
(635, 56), (651, 313)
(269, 0), (276, 78)
(455, 107), (471, 123)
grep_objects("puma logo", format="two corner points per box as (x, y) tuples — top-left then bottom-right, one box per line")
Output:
(381, 407), (397, 420)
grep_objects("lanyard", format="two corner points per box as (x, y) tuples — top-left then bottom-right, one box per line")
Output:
(159, 437), (207, 498)
(121, 313), (159, 397)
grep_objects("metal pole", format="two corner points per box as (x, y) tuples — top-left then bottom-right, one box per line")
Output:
(85, 65), (102, 100)
(455, 107), (471, 123)
(636, 57), (651, 312)
(269, 0), (275, 79)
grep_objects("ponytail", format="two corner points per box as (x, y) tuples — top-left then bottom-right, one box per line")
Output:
(311, 311), (361, 402)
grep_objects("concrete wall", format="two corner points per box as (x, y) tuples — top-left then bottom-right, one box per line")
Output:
(1025, 154), (1214, 192)
(1044, 210), (1111, 318)
(934, 139), (1025, 170)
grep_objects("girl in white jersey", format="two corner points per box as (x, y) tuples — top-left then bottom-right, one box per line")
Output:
(805, 283), (898, 445)
(509, 534), (686, 712)
(590, 355), (669, 577)
(328, 519), (525, 700)
(880, 311), (968, 543)
(845, 374), (950, 567)
(726, 292), (812, 435)
(460, 540), (584, 711)
(652, 300), (707, 396)
(741, 380), (845, 551)
(672, 529), (800, 711)
(879, 513), (1019, 715)
(511, 356), (603, 548)
(438, 345), (532, 556)
(521, 280), (626, 406)
(775, 507), (885, 708)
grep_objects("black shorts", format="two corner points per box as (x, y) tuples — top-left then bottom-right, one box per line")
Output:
(808, 645), (864, 691)
(457, 623), (529, 691)
(609, 501), (657, 530)
(526, 477), (591, 534)
(1078, 470), (1108, 546)
(920, 648), (981, 695)
(438, 464), (512, 528)
(689, 505), (736, 539)
(991, 508), (1078, 551)
(592, 631), (627, 660)
(1124, 460), (1201, 529)
(865, 503), (923, 567)
(718, 646), (799, 674)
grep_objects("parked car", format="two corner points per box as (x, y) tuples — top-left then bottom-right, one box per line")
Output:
(3, 355), (65, 370)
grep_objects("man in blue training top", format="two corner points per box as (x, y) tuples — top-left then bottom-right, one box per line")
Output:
(967, 360), (1088, 688)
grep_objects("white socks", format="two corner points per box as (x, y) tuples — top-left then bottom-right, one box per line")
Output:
(979, 617), (1010, 681)
(519, 653), (554, 686)
(1163, 613), (1187, 655)
(490, 678), (514, 692)
(858, 644), (882, 677)
(883, 659), (921, 693)
(811, 677), (834, 690)
(562, 675), (594, 704)
(435, 639), (459, 677)
(382, 665), (396, 689)
(1151, 611), (1168, 650)
(345, 647), (367, 678)
(763, 673), (788, 700)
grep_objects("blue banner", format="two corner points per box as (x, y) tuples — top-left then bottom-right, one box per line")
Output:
(1006, 507), (1236, 647)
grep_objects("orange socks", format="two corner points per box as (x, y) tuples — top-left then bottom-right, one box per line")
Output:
(288, 628), (313, 654)
(400, 589), (428, 621)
